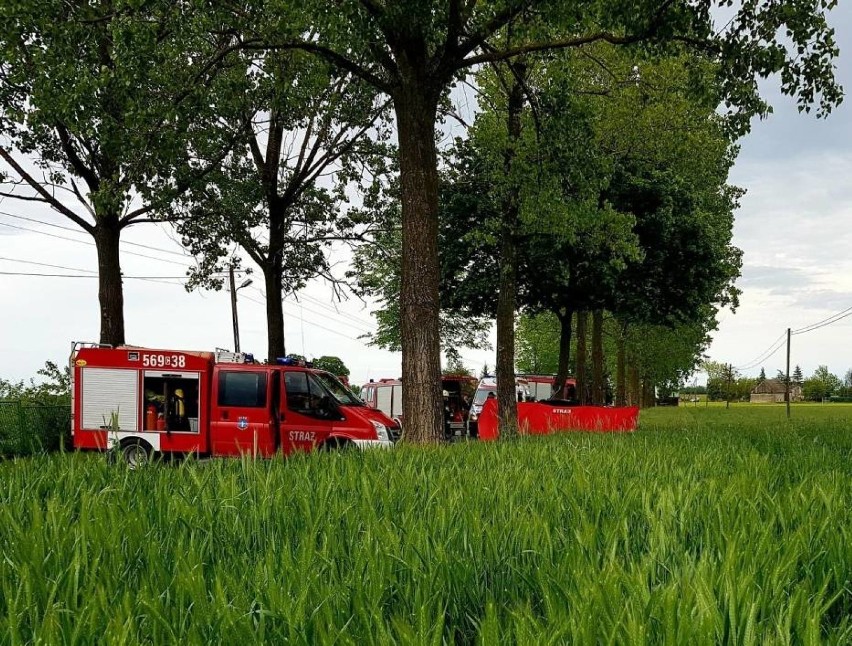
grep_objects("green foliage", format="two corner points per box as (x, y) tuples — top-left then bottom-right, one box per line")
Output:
(0, 402), (70, 457)
(803, 365), (842, 402)
(0, 361), (71, 404)
(705, 365), (757, 402)
(0, 409), (850, 641)
(443, 353), (472, 376)
(348, 174), (493, 354)
(0, 361), (72, 456)
(0, 1), (230, 221)
(174, 45), (391, 290)
(312, 356), (350, 377)
(623, 315), (717, 390)
(515, 313), (561, 375)
(701, 360), (730, 382)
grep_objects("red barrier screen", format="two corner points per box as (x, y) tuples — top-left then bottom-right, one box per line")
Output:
(478, 399), (638, 440)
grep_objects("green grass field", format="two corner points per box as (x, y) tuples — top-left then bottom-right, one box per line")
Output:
(1, 406), (850, 644)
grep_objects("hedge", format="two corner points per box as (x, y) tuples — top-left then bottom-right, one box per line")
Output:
(0, 401), (71, 457)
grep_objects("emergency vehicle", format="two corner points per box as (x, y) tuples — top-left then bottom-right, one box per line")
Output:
(71, 343), (396, 466)
(360, 378), (403, 427)
(360, 374), (477, 440)
(467, 375), (577, 437)
(518, 374), (578, 402)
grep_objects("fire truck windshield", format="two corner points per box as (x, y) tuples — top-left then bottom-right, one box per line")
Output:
(473, 388), (495, 405)
(314, 372), (363, 406)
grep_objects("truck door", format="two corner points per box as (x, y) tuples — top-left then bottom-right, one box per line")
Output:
(211, 368), (276, 457)
(281, 370), (335, 452)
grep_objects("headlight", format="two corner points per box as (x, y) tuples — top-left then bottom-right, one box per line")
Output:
(371, 420), (390, 442)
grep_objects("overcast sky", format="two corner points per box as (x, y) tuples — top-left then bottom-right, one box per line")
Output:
(2, 6), (851, 388)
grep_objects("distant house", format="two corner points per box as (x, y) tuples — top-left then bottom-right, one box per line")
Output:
(750, 378), (802, 403)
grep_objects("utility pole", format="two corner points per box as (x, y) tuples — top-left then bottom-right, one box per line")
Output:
(726, 363), (732, 409)
(785, 327), (791, 420)
(228, 266), (253, 354)
(229, 265), (240, 353)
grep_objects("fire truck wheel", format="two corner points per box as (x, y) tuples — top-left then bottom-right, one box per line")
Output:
(119, 438), (153, 468)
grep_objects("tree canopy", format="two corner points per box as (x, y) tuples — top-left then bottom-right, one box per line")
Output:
(0, 0), (238, 344)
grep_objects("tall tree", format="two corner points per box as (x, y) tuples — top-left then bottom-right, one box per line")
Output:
(174, 48), (390, 360)
(255, 0), (841, 442)
(0, 1), (236, 345)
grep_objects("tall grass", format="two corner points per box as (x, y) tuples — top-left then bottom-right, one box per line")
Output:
(0, 407), (850, 644)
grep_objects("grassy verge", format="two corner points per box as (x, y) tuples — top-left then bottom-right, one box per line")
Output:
(0, 407), (850, 644)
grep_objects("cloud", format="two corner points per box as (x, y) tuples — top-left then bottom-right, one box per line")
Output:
(738, 265), (814, 291)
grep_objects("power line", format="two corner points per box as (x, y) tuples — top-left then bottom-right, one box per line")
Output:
(792, 305), (852, 336)
(0, 255), (96, 274)
(0, 271), (193, 279)
(294, 292), (377, 328)
(0, 220), (193, 267)
(0, 210), (191, 258)
(249, 286), (378, 333)
(737, 336), (788, 372)
(733, 331), (787, 371)
(239, 291), (369, 343)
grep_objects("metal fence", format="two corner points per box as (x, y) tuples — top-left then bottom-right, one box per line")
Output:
(0, 400), (71, 457)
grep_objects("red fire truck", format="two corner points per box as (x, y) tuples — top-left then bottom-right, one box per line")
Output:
(71, 343), (396, 466)
(360, 374), (477, 439)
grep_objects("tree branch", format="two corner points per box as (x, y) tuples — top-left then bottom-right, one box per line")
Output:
(457, 1), (530, 59)
(120, 127), (242, 227)
(461, 0), (681, 69)
(244, 40), (394, 94)
(302, 99), (391, 192)
(0, 146), (95, 233)
(461, 32), (644, 68)
(357, 0), (404, 58)
(69, 178), (97, 219)
(54, 123), (100, 194)
(246, 118), (267, 176)
(0, 191), (52, 204)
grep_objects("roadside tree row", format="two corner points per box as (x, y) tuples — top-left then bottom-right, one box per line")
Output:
(0, 1), (843, 441)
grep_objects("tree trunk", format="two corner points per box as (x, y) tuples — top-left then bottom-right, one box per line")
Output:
(628, 362), (641, 407)
(554, 308), (573, 399)
(264, 198), (286, 361)
(616, 323), (627, 406)
(642, 377), (655, 409)
(93, 220), (125, 346)
(496, 63), (526, 439)
(263, 262), (285, 361)
(576, 311), (588, 404)
(395, 82), (443, 444)
(591, 309), (604, 405)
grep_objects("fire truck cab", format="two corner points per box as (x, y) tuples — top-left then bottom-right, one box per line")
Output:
(361, 374), (477, 440)
(71, 343), (395, 466)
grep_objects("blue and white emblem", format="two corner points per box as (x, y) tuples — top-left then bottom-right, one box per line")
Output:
(237, 416), (249, 431)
